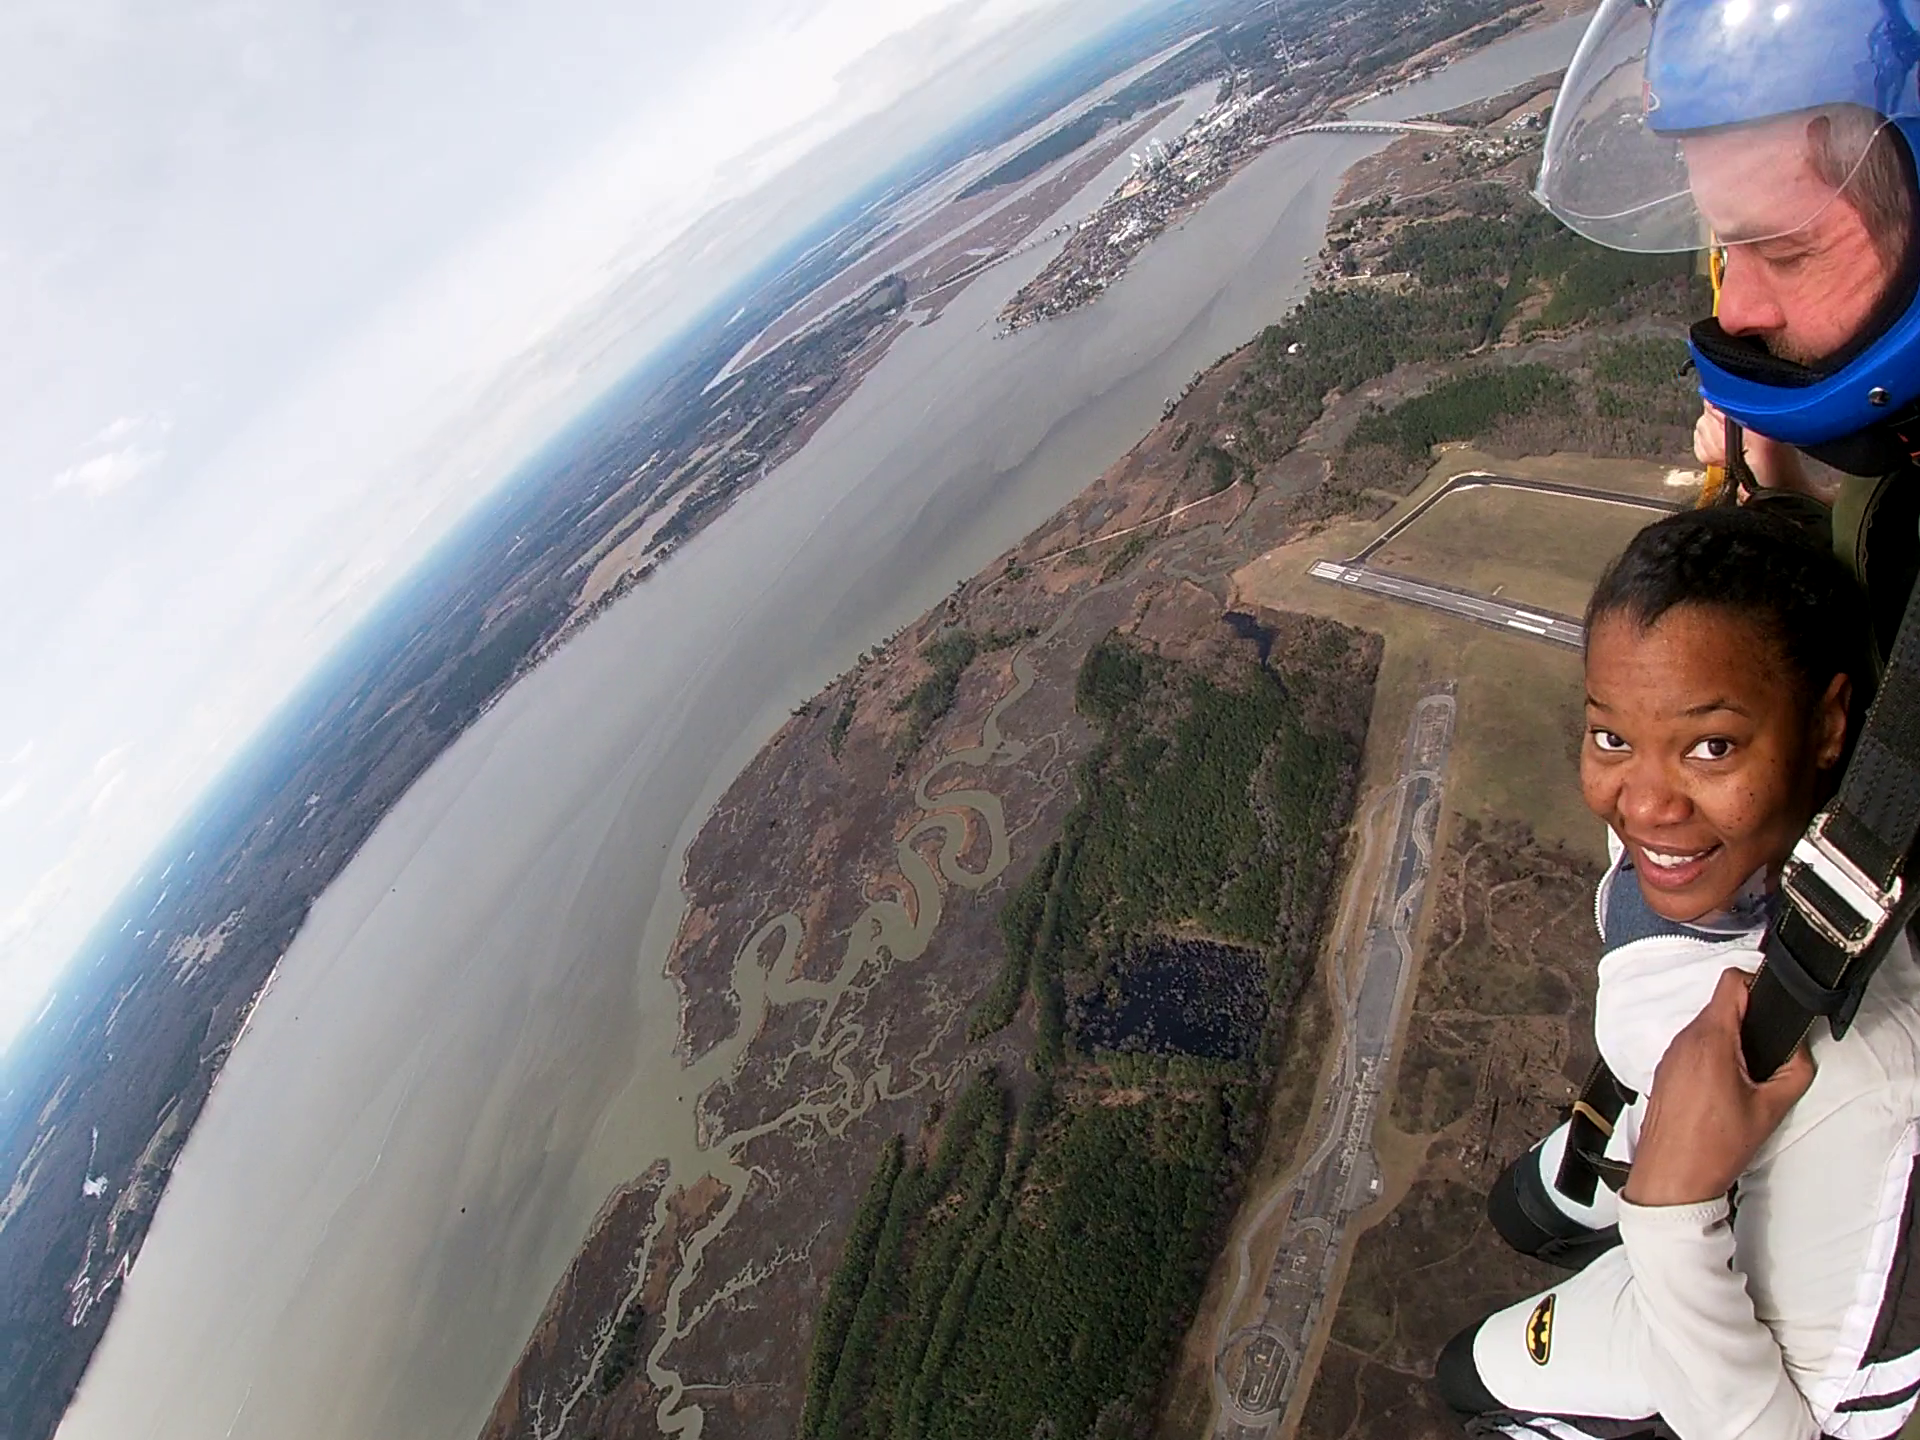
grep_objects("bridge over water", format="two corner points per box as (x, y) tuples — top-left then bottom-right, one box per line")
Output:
(1280, 118), (1462, 139)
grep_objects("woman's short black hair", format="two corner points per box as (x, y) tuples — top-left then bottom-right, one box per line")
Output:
(1585, 504), (1870, 715)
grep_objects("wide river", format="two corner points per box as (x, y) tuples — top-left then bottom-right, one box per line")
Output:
(57, 18), (1585, 1440)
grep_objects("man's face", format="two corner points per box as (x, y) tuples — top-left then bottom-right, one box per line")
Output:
(1685, 117), (1894, 365)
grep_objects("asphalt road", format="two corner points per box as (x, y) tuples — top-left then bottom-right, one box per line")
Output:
(1212, 685), (1457, 1439)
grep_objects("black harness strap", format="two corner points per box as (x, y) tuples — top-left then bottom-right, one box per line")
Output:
(1556, 1059), (1636, 1204)
(1742, 561), (1920, 1078)
(1719, 414), (1757, 505)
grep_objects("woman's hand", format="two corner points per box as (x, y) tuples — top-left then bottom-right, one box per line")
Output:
(1623, 967), (1815, 1208)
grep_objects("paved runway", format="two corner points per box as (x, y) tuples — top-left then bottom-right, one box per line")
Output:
(1308, 561), (1584, 649)
(1212, 685), (1456, 1439)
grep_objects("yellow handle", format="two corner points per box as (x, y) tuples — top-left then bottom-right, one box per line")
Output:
(1697, 245), (1731, 508)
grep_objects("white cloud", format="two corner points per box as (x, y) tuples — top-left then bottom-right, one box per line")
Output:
(0, 853), (81, 959)
(86, 774), (125, 818)
(50, 413), (171, 496)
(51, 445), (157, 497)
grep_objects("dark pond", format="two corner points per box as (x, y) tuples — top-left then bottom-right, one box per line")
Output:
(1222, 610), (1274, 664)
(1069, 937), (1268, 1062)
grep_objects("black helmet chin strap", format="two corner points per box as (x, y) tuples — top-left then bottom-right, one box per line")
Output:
(1716, 412), (1757, 504)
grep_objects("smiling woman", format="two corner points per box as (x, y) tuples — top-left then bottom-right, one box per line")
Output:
(1579, 505), (1864, 923)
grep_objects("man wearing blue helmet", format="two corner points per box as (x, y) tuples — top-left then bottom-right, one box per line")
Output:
(1431, 2), (1920, 1437)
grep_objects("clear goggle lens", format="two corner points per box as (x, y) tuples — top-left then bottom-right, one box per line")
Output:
(1534, 0), (1897, 253)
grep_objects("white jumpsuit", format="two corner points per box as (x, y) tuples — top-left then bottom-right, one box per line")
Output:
(1466, 846), (1920, 1440)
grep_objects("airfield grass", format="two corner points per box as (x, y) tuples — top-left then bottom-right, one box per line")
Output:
(1369, 484), (1662, 619)
(1454, 446), (1701, 503)
(1233, 454), (1619, 860)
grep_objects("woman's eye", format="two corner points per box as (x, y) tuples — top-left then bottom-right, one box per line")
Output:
(1687, 736), (1735, 761)
(1590, 729), (1630, 753)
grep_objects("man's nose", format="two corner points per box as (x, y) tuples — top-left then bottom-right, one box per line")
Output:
(1715, 248), (1786, 338)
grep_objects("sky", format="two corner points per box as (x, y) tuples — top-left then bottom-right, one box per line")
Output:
(0, 0), (1172, 1053)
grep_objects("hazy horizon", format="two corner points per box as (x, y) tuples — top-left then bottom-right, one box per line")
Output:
(0, 0), (1180, 1055)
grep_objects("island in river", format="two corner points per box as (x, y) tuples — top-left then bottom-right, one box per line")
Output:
(478, 47), (1713, 1436)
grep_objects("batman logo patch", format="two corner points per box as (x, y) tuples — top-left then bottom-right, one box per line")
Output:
(1526, 1294), (1555, 1366)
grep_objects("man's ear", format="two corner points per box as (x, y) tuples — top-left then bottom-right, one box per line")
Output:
(1816, 672), (1851, 771)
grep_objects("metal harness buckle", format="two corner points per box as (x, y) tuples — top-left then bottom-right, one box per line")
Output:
(1783, 812), (1902, 957)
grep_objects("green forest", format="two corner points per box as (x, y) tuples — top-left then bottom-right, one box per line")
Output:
(799, 1071), (1235, 1440)
(893, 625), (1031, 751)
(805, 623), (1374, 1439)
(973, 632), (1367, 1062)
(1347, 363), (1571, 458)
(1221, 190), (1699, 470)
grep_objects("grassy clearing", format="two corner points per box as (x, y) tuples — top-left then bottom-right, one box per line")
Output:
(1369, 485), (1660, 618)
(1232, 453), (1624, 858)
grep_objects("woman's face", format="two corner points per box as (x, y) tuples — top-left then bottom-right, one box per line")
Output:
(1581, 604), (1848, 923)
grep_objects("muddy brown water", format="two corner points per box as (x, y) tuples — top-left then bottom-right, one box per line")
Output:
(55, 18), (1586, 1440)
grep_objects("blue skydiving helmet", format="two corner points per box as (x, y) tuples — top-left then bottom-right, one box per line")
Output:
(1535, 0), (1920, 456)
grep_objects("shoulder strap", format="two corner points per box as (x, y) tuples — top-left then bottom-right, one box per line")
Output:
(1742, 506), (1920, 1078)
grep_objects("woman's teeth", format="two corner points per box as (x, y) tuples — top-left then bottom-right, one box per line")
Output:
(1642, 846), (1711, 869)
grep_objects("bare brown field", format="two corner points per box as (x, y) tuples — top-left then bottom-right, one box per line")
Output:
(1298, 817), (1602, 1440)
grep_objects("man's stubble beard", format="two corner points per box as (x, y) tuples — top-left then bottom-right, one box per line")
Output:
(1762, 330), (1828, 368)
